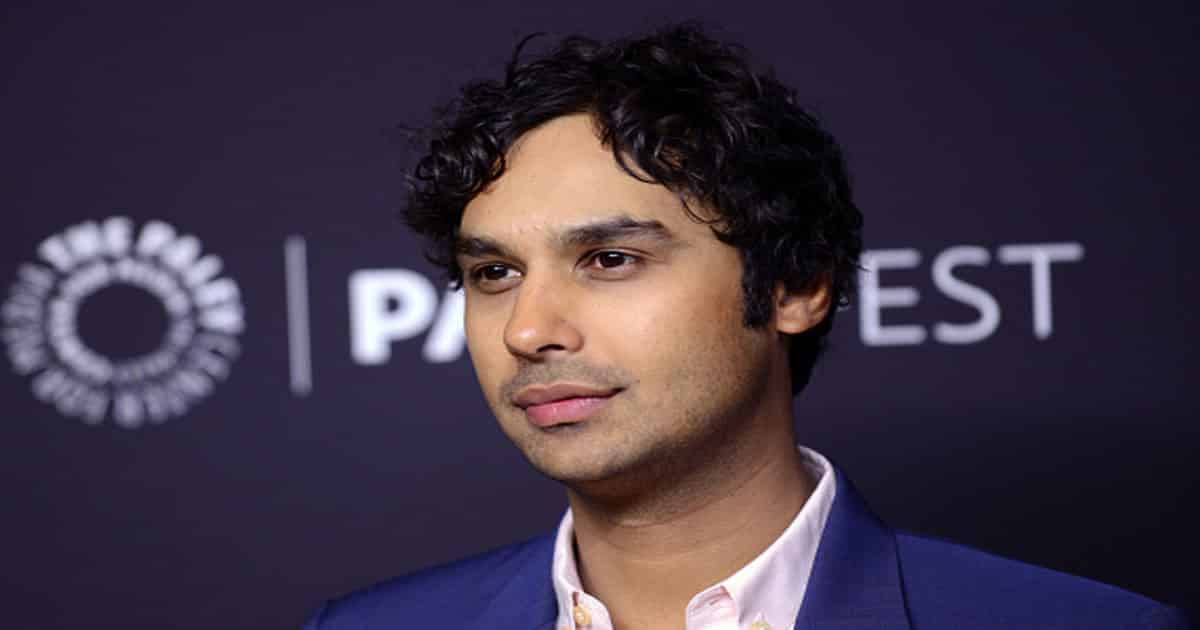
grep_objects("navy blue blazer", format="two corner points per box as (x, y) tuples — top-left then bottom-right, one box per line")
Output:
(304, 471), (1190, 629)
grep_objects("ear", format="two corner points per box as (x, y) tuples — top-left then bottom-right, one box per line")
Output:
(773, 274), (832, 335)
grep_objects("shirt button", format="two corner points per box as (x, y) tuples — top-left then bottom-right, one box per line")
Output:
(572, 604), (592, 627)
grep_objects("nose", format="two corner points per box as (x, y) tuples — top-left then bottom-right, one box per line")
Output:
(503, 273), (583, 360)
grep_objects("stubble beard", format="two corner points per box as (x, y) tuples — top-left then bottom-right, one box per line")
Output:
(500, 368), (771, 523)
(483, 301), (780, 520)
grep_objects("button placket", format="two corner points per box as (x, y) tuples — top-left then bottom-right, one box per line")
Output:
(571, 591), (592, 628)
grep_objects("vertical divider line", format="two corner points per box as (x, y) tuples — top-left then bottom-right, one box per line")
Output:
(284, 236), (313, 395)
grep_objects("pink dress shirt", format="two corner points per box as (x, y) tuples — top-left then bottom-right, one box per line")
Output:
(551, 446), (836, 630)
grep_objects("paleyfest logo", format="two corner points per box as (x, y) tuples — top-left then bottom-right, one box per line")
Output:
(2, 214), (1085, 428)
(1, 217), (244, 427)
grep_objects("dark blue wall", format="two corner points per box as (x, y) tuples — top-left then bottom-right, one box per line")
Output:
(3, 2), (1196, 628)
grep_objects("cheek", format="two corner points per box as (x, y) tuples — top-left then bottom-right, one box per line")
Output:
(591, 270), (748, 378)
(464, 302), (508, 390)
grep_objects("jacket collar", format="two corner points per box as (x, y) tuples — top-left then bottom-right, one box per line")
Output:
(495, 466), (912, 630)
(794, 469), (912, 629)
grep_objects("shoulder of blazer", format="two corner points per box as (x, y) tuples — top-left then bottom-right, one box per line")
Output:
(892, 531), (1191, 629)
(304, 533), (557, 629)
(796, 467), (1190, 630)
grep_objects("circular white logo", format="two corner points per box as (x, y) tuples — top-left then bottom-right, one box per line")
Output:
(2, 217), (245, 427)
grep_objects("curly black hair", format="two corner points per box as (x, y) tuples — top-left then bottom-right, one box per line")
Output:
(402, 23), (863, 395)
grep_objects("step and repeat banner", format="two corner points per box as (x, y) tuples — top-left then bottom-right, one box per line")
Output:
(3, 2), (1196, 628)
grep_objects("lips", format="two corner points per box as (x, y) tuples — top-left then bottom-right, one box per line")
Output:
(512, 383), (621, 427)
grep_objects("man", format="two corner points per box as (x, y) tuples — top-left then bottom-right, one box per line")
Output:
(305, 25), (1189, 630)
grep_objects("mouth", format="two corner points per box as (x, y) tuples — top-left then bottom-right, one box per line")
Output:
(512, 383), (623, 428)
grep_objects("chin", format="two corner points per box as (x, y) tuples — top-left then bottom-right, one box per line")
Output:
(524, 447), (665, 497)
(524, 453), (619, 484)
(497, 410), (664, 487)
(513, 439), (623, 482)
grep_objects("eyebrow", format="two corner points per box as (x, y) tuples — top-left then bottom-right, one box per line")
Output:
(455, 215), (681, 259)
(455, 235), (514, 260)
(559, 216), (675, 248)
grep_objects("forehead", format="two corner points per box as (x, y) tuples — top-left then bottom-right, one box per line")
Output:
(460, 114), (705, 243)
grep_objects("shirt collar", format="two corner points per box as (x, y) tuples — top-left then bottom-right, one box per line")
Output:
(551, 445), (837, 630)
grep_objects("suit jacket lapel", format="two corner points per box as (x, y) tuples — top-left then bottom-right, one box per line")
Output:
(472, 535), (559, 630)
(794, 469), (913, 630)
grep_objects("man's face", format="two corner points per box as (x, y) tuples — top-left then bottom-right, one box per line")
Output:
(458, 114), (782, 489)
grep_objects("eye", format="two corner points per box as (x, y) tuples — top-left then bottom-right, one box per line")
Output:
(478, 264), (512, 280)
(468, 263), (521, 292)
(585, 251), (641, 275)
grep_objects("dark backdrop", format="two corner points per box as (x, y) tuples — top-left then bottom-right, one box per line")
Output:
(2, 1), (1196, 628)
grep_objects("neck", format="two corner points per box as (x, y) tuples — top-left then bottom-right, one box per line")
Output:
(565, 413), (814, 630)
